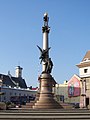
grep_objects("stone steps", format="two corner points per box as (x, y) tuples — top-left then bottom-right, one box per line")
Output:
(0, 109), (90, 120)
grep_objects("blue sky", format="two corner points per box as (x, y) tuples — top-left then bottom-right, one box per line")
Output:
(0, 0), (90, 87)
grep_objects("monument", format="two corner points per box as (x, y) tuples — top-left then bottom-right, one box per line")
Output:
(33, 13), (62, 109)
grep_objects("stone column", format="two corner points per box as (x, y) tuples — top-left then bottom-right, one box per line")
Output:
(80, 79), (83, 108)
(83, 79), (86, 108)
(80, 79), (86, 108)
(33, 13), (62, 109)
(42, 13), (50, 72)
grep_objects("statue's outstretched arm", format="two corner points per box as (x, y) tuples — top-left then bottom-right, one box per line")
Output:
(44, 47), (51, 54)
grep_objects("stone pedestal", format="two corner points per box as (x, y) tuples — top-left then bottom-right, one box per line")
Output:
(33, 73), (62, 109)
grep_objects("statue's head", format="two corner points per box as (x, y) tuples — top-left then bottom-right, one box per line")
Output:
(44, 13), (48, 18)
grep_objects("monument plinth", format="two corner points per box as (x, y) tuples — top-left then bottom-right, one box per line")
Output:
(33, 13), (62, 109)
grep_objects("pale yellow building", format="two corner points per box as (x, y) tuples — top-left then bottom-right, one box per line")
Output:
(55, 74), (81, 107)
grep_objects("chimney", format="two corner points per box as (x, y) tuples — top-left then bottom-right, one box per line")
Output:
(15, 66), (23, 78)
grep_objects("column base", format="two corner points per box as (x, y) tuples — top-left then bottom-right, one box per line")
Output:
(33, 73), (63, 109)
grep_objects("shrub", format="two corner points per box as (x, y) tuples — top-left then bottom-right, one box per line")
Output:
(0, 102), (6, 110)
(6, 102), (15, 109)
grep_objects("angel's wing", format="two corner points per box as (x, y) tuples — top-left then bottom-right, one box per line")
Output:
(37, 45), (42, 53)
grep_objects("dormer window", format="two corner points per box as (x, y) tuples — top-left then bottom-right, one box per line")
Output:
(84, 58), (89, 61)
(84, 69), (88, 73)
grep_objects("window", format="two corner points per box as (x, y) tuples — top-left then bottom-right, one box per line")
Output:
(84, 69), (88, 73)
(4, 96), (6, 100)
(60, 95), (64, 102)
(84, 58), (88, 61)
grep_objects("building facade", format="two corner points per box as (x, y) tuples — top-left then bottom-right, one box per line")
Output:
(77, 50), (90, 108)
(0, 66), (37, 104)
(55, 74), (81, 106)
(55, 50), (90, 109)
(0, 86), (37, 104)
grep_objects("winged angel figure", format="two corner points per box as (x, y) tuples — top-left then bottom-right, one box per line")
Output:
(37, 45), (50, 64)
(37, 45), (53, 73)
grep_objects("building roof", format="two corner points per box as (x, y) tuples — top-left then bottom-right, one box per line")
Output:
(68, 74), (81, 84)
(0, 74), (27, 88)
(76, 51), (90, 68)
(31, 87), (38, 90)
(82, 50), (90, 61)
